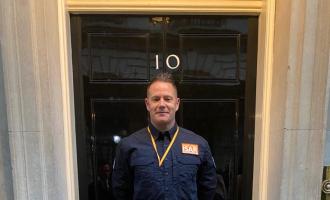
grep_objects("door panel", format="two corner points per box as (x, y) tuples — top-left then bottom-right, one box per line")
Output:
(179, 34), (240, 80)
(179, 100), (240, 199)
(89, 33), (150, 81)
(168, 33), (241, 81)
(71, 14), (257, 200)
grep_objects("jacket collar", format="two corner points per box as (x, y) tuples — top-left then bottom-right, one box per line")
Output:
(148, 122), (177, 140)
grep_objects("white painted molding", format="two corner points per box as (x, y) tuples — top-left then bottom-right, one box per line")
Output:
(57, 0), (79, 199)
(253, 0), (276, 199)
(67, 0), (263, 13)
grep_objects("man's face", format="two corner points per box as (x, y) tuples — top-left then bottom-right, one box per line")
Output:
(145, 81), (180, 129)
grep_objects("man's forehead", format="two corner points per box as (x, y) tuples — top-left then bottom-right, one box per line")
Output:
(148, 91), (177, 98)
(150, 94), (174, 98)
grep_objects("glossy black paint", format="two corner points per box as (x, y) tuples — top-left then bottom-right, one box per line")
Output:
(70, 15), (258, 200)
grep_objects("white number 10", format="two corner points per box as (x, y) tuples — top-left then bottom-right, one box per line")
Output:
(155, 54), (180, 70)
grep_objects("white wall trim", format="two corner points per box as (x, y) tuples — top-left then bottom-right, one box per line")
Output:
(67, 0), (263, 14)
(57, 0), (79, 199)
(252, 0), (276, 199)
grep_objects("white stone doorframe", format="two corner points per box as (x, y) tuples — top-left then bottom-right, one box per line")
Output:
(0, 0), (329, 200)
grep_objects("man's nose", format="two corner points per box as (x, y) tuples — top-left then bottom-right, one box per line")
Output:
(159, 98), (166, 107)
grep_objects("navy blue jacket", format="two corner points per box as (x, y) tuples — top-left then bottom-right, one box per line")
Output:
(112, 124), (217, 200)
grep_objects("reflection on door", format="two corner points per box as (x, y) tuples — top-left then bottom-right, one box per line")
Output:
(71, 15), (257, 200)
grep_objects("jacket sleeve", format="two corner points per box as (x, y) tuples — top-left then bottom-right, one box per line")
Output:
(197, 142), (217, 200)
(111, 140), (133, 200)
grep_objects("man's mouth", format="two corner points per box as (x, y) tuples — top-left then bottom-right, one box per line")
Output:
(156, 111), (169, 114)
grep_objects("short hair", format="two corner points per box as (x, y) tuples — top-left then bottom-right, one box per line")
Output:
(146, 73), (178, 97)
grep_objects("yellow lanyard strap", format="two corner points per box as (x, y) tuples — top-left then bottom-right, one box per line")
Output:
(147, 126), (179, 167)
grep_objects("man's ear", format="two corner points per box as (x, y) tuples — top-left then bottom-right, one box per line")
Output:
(175, 98), (180, 111)
(145, 98), (150, 111)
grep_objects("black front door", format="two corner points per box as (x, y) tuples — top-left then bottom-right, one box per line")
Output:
(70, 14), (257, 200)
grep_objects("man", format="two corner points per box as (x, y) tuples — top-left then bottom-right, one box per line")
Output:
(112, 73), (217, 200)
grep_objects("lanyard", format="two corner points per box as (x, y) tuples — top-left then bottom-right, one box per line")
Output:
(147, 126), (179, 167)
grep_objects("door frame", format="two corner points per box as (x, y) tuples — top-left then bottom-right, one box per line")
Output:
(57, 1), (276, 199)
